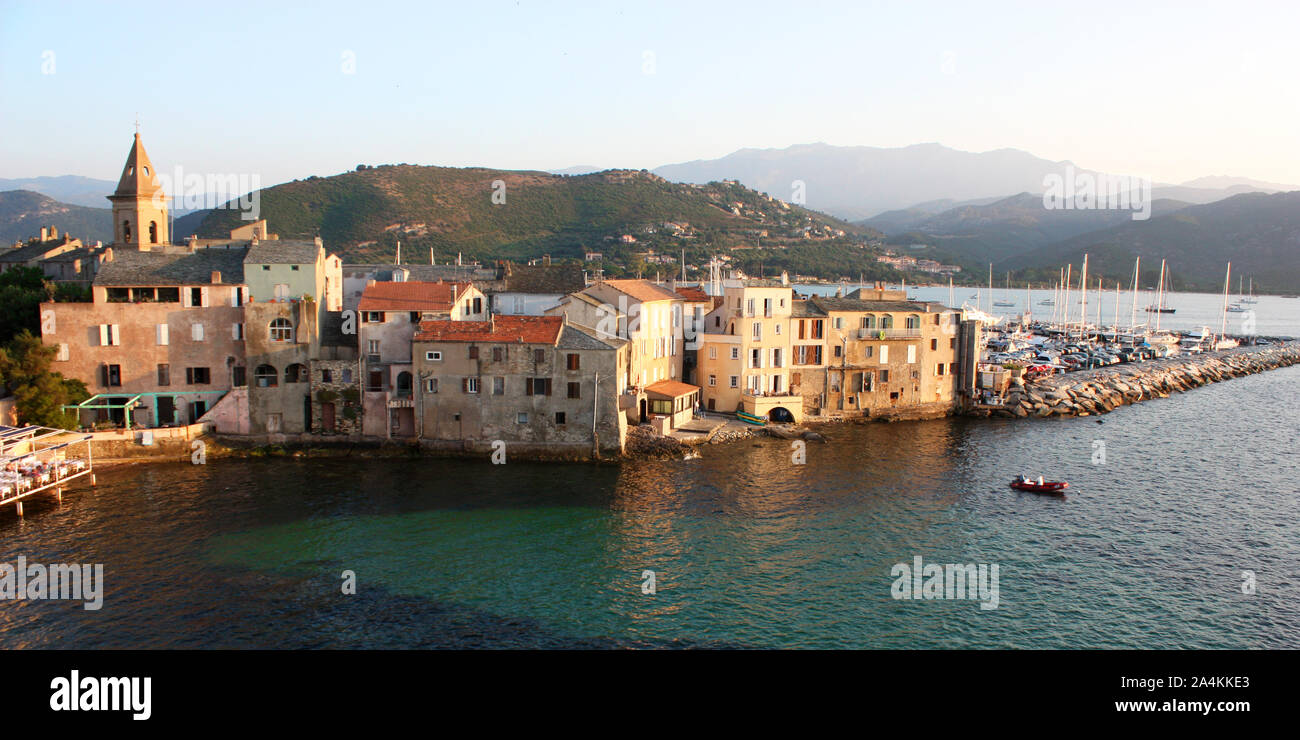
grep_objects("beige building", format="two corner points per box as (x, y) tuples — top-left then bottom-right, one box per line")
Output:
(412, 315), (628, 456)
(699, 281), (802, 422)
(40, 247), (250, 428)
(546, 278), (695, 425)
(793, 287), (969, 418)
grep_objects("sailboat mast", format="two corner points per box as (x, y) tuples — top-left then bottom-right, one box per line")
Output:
(1079, 255), (1089, 334)
(1129, 257), (1139, 332)
(1155, 258), (1166, 333)
(1220, 262), (1232, 340)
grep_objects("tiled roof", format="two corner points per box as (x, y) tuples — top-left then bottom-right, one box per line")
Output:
(413, 315), (563, 344)
(244, 240), (321, 265)
(812, 296), (948, 313)
(343, 264), (500, 285)
(358, 281), (474, 312)
(94, 248), (249, 286)
(0, 239), (80, 264)
(790, 299), (827, 317)
(557, 323), (624, 350)
(594, 279), (682, 303)
(674, 285), (711, 302)
(645, 379), (700, 399)
(501, 262), (585, 294)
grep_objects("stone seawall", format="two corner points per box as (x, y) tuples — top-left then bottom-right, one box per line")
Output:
(971, 342), (1300, 419)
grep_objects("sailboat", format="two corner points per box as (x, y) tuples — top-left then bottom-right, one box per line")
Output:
(1145, 260), (1176, 314)
(1226, 275), (1248, 312)
(1241, 277), (1258, 304)
(993, 272), (1016, 307)
(1038, 281), (1055, 306)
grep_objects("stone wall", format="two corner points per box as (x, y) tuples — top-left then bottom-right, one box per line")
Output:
(972, 343), (1300, 419)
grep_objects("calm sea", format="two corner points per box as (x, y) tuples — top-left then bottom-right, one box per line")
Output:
(2, 359), (1297, 648)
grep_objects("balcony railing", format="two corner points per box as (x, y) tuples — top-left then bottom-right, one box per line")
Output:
(858, 328), (921, 339)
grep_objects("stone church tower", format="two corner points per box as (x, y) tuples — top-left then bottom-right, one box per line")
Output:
(107, 132), (170, 249)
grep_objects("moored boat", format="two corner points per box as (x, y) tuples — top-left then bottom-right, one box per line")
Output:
(1009, 476), (1068, 494)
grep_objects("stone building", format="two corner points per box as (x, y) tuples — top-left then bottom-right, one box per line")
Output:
(40, 247), (250, 427)
(412, 315), (628, 456)
(698, 280), (802, 422)
(357, 280), (488, 438)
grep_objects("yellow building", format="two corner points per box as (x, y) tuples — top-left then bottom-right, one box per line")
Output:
(699, 281), (802, 422)
(107, 133), (170, 249)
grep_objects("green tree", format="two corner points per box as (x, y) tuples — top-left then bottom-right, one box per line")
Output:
(0, 331), (88, 428)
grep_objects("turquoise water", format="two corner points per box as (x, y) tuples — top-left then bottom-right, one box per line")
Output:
(2, 365), (1297, 648)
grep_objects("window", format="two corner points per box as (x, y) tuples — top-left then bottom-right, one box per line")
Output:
(729, 376), (739, 388)
(157, 364), (170, 386)
(708, 374), (717, 386)
(341, 369), (352, 384)
(367, 340), (380, 358)
(156, 323), (169, 345)
(950, 338), (957, 349)
(269, 318), (293, 342)
(410, 311), (420, 323)
(469, 346), (479, 359)
(98, 324), (121, 346)
(285, 364), (308, 383)
(233, 366), (246, 387)
(708, 346), (717, 359)
(907, 345), (917, 364)
(764, 298), (773, 317)
(880, 369), (890, 383)
(187, 367), (211, 385)
(254, 365), (278, 387)
(191, 322), (205, 342)
(122, 219), (131, 241)
(811, 320), (824, 339)
(931, 338), (938, 351)
(907, 315), (921, 329)
(273, 284), (289, 300)
(730, 347), (740, 360)
(881, 315), (894, 329)
(364, 311), (383, 323)
(752, 322), (761, 340)
(937, 364), (945, 376)
(526, 378), (552, 396)
(533, 349), (546, 364)
(425, 351), (442, 361)
(322, 369), (333, 383)
(102, 364), (122, 387)
(567, 382), (581, 399)
(189, 287), (203, 307)
(262, 265), (270, 271)
(750, 348), (761, 369)
(149, 221), (158, 244)
(555, 412), (566, 425)
(834, 317), (844, 330)
(492, 347), (504, 362)
(775, 324), (781, 335)
(772, 348), (783, 368)
(833, 345), (842, 358)
(566, 353), (580, 370)
(233, 323), (244, 341)
(746, 298), (755, 316)
(425, 378), (438, 393)
(879, 345), (889, 364)
(463, 377), (480, 394)
(291, 265), (300, 271)
(493, 377), (505, 395)
(56, 343), (69, 362)
(473, 297), (482, 313)
(517, 412), (529, 424)
(861, 315), (875, 329)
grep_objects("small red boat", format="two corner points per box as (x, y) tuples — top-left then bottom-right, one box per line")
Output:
(1009, 477), (1068, 494)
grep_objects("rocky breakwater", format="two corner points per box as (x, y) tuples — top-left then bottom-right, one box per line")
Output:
(978, 342), (1300, 419)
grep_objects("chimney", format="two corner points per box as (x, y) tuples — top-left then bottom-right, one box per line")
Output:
(102, 248), (114, 263)
(452, 284), (459, 301)
(40, 227), (48, 241)
(366, 279), (376, 288)
(543, 254), (551, 266)
(211, 270), (222, 284)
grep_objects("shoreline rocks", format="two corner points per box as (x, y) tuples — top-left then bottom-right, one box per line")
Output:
(973, 342), (1300, 419)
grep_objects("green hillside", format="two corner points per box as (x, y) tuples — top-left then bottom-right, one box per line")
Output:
(191, 165), (874, 264)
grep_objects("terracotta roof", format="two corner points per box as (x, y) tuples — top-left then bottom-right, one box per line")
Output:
(674, 285), (711, 302)
(595, 279), (682, 303)
(645, 379), (700, 399)
(414, 315), (563, 344)
(358, 281), (474, 312)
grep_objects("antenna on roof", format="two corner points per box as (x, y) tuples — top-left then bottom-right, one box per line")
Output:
(395, 240), (401, 265)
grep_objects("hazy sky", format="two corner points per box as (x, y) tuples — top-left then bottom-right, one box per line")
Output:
(2, 0), (1296, 188)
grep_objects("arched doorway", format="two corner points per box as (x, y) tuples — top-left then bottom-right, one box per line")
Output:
(769, 407), (795, 423)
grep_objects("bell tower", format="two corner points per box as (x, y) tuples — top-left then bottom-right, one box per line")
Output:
(107, 132), (170, 249)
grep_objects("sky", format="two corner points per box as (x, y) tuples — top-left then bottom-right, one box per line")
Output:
(2, 0), (1297, 188)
